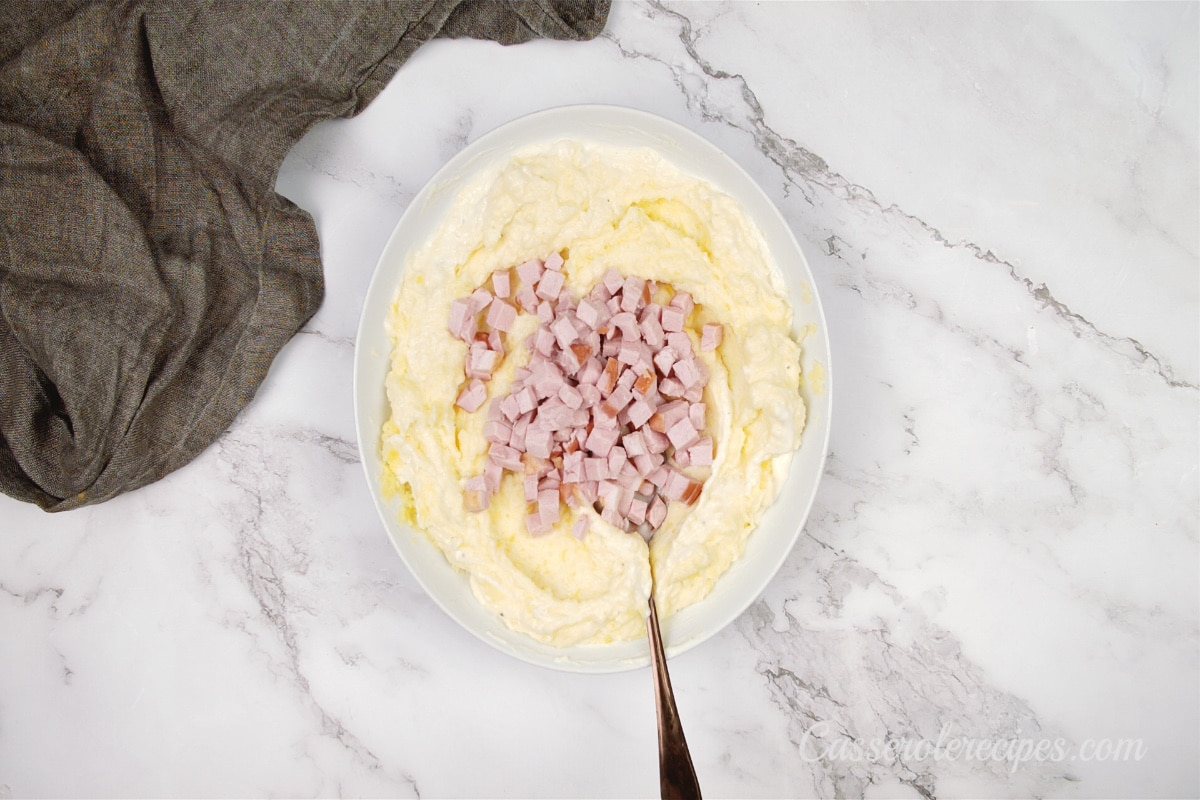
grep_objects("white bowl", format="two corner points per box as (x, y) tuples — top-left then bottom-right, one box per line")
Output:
(354, 105), (831, 673)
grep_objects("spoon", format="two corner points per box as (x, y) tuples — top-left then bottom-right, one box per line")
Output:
(647, 575), (702, 799)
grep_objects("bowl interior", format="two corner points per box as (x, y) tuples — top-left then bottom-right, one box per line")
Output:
(354, 105), (831, 673)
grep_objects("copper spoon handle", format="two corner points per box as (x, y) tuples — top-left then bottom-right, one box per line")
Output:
(648, 592), (702, 799)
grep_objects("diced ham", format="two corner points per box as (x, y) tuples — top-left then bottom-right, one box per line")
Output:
(617, 339), (650, 369)
(601, 267), (625, 295)
(509, 387), (534, 415)
(647, 495), (668, 529)
(558, 384), (583, 409)
(653, 347), (677, 377)
(632, 370), (656, 397)
(649, 400), (689, 433)
(609, 311), (639, 340)
(562, 450), (584, 482)
(571, 516), (589, 540)
(525, 426), (553, 459)
(597, 357), (619, 395)
(533, 325), (556, 356)
(662, 468), (690, 501)
(700, 322), (723, 351)
(468, 287), (493, 315)
(632, 451), (662, 477)
(509, 414), (530, 450)
(627, 495), (648, 526)
(687, 436), (714, 466)
(455, 254), (719, 536)
(488, 442), (524, 472)
(617, 366), (638, 391)
(621, 275), (645, 313)
(673, 357), (703, 389)
(607, 445), (628, 476)
(536, 267), (564, 300)
(498, 394), (521, 421)
(626, 398), (655, 429)
(483, 459), (502, 493)
(639, 311), (665, 348)
(600, 385), (633, 419)
(455, 379), (487, 412)
(463, 475), (490, 512)
(526, 511), (551, 536)
(576, 297), (606, 329)
(642, 427), (670, 454)
(483, 418), (512, 443)
(666, 416), (700, 450)
(669, 290), (694, 315)
(584, 457), (608, 482)
(577, 357), (602, 387)
(659, 469), (702, 505)
(600, 500), (625, 530)
(448, 298), (472, 339)
(617, 487), (634, 518)
(659, 376), (685, 398)
(538, 488), (560, 526)
(530, 366), (565, 400)
(578, 382), (601, 408)
(551, 315), (578, 348)
(491, 269), (511, 298)
(486, 298), (517, 332)
(537, 399), (575, 430)
(578, 480), (600, 503)
(515, 285), (539, 313)
(565, 343), (592, 373)
(660, 305), (685, 333)
(460, 314), (479, 342)
(623, 430), (648, 457)
(522, 451), (546, 476)
(517, 258), (544, 285)
(601, 334), (621, 358)
(585, 424), (619, 457)
(647, 465), (670, 488)
(675, 445), (693, 468)
(666, 331), (691, 354)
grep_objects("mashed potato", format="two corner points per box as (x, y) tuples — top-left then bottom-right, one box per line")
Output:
(381, 140), (805, 647)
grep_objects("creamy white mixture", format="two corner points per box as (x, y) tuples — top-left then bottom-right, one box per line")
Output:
(381, 140), (805, 647)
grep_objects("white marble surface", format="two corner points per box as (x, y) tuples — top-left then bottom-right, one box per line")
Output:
(2, 2), (1197, 797)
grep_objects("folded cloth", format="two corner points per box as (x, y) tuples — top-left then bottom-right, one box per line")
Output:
(0, 0), (609, 512)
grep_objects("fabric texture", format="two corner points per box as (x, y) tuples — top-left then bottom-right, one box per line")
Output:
(0, 0), (609, 512)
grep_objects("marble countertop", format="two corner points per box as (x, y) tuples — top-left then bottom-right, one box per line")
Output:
(2, 2), (1196, 797)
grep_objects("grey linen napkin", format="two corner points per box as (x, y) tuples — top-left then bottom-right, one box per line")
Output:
(0, 0), (609, 512)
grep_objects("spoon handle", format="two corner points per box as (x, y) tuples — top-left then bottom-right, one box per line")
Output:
(648, 595), (702, 799)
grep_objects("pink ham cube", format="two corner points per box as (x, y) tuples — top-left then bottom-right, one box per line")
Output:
(486, 298), (518, 332)
(491, 268), (511, 298)
(700, 322), (723, 351)
(517, 258), (544, 285)
(660, 305), (685, 333)
(455, 379), (487, 412)
(536, 267), (564, 300)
